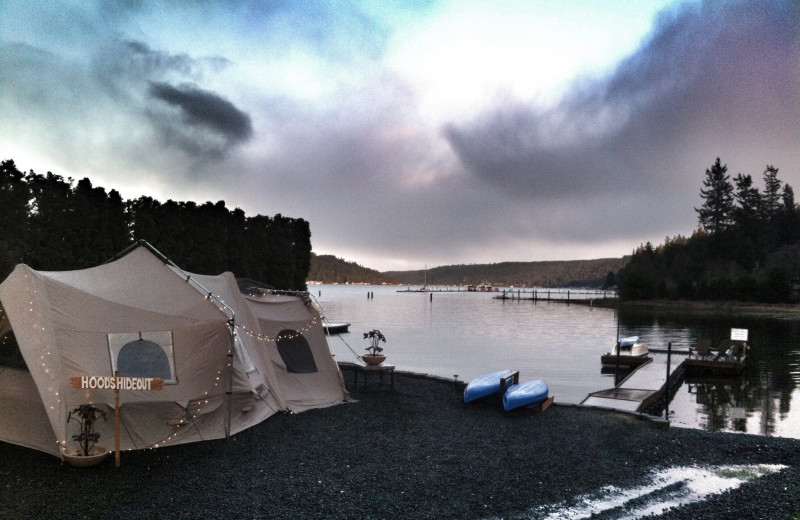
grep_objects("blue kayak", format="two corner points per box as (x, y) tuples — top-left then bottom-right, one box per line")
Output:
(503, 379), (549, 411)
(464, 369), (513, 403)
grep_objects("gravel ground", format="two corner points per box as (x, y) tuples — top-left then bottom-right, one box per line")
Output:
(2, 372), (800, 519)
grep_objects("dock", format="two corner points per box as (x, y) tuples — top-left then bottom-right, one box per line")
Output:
(582, 345), (746, 415)
(324, 322), (350, 335)
(493, 289), (617, 304)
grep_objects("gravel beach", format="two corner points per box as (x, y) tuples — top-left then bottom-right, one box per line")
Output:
(2, 372), (800, 519)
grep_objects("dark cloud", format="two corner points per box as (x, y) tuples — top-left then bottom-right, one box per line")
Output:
(147, 82), (253, 157)
(445, 0), (799, 203)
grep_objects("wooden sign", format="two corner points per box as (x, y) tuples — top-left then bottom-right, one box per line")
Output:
(69, 373), (164, 468)
(70, 376), (163, 390)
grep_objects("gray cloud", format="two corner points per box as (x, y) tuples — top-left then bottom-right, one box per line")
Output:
(218, 0), (798, 269)
(2, 0), (797, 270)
(445, 0), (799, 205)
(148, 81), (253, 153)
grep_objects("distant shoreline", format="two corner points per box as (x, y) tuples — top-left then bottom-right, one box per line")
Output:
(609, 299), (800, 320)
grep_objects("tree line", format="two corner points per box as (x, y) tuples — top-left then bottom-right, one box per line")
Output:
(0, 159), (311, 290)
(387, 258), (629, 288)
(617, 158), (800, 302)
(308, 254), (399, 285)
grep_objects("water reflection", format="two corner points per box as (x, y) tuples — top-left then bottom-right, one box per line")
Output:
(621, 310), (800, 437)
(317, 284), (800, 438)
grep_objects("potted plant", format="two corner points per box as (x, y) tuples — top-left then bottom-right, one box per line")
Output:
(362, 329), (387, 365)
(62, 404), (109, 467)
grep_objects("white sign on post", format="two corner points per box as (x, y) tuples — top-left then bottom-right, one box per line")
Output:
(731, 328), (749, 341)
(70, 374), (163, 467)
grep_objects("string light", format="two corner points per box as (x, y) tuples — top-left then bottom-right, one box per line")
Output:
(147, 356), (231, 449)
(234, 315), (321, 343)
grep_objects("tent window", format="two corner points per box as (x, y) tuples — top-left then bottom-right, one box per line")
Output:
(108, 331), (177, 383)
(276, 329), (318, 373)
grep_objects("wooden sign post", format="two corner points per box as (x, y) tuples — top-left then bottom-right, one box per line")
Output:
(70, 374), (164, 467)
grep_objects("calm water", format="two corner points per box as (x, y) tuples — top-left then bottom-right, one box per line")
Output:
(315, 284), (800, 439)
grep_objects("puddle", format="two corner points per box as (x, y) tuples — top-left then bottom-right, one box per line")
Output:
(486, 464), (786, 520)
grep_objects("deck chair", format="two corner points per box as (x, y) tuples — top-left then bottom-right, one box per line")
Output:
(716, 340), (734, 361)
(692, 340), (711, 360)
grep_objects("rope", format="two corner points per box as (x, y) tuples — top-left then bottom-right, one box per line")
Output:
(334, 330), (363, 362)
(308, 293), (364, 363)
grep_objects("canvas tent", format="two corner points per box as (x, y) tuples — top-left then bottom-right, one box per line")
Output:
(189, 271), (349, 413)
(0, 242), (347, 458)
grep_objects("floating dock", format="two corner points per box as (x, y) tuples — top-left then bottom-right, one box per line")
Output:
(324, 322), (350, 335)
(582, 347), (746, 415)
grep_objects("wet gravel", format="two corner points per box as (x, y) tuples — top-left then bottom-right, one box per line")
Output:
(2, 372), (799, 519)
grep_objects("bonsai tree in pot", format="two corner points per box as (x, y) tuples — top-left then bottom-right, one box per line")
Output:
(67, 404), (107, 457)
(362, 329), (387, 365)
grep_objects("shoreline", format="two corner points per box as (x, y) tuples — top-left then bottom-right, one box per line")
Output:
(581, 297), (800, 320)
(615, 299), (800, 320)
(3, 372), (800, 519)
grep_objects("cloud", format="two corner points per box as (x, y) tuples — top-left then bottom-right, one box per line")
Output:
(1, 0), (797, 271)
(444, 0), (799, 205)
(148, 81), (253, 155)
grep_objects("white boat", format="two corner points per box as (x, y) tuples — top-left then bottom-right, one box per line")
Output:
(610, 336), (649, 357)
(601, 336), (650, 367)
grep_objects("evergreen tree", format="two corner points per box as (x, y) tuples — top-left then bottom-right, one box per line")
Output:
(0, 160), (30, 278)
(695, 158), (734, 235)
(777, 184), (800, 244)
(761, 165), (782, 221)
(26, 171), (75, 270)
(732, 173), (763, 267)
(733, 173), (761, 225)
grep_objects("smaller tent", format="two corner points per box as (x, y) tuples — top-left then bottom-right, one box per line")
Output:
(188, 271), (349, 415)
(0, 242), (347, 458)
(242, 290), (349, 412)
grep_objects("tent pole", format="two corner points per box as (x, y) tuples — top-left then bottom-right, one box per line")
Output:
(226, 319), (234, 439)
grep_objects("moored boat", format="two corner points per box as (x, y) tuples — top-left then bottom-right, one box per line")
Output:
(611, 336), (649, 357)
(601, 336), (651, 367)
(464, 369), (513, 403)
(503, 379), (549, 411)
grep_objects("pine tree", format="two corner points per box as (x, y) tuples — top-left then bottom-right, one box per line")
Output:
(761, 165), (782, 221)
(0, 160), (30, 277)
(695, 158), (734, 235)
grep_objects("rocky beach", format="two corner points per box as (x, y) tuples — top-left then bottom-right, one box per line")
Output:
(2, 372), (800, 519)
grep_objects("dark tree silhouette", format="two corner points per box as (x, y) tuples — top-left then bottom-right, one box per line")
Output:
(695, 158), (734, 235)
(0, 159), (312, 290)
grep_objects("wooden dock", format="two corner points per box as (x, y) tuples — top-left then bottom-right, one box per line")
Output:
(324, 322), (350, 335)
(582, 347), (745, 415)
(494, 289), (616, 303)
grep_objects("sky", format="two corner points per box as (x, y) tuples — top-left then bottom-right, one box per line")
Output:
(1, 0), (798, 272)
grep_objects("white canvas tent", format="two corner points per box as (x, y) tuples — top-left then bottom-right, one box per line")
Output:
(0, 242), (347, 458)
(188, 271), (349, 413)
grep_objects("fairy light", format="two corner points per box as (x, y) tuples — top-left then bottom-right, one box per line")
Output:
(146, 357), (230, 449)
(233, 314), (321, 343)
(144, 317), (232, 450)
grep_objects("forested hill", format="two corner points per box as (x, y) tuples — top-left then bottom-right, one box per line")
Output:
(309, 255), (626, 287)
(387, 258), (629, 287)
(308, 254), (399, 285)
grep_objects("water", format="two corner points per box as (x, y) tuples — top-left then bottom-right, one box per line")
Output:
(314, 284), (800, 439)
(526, 464), (786, 520)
